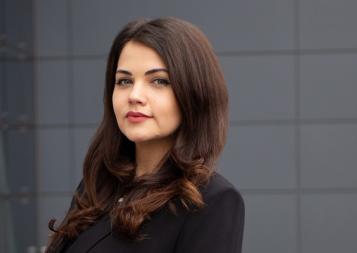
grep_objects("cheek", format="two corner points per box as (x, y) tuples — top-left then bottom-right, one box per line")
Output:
(171, 102), (182, 126)
(157, 97), (181, 129)
(112, 91), (125, 122)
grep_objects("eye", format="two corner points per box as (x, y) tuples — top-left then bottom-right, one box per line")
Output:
(153, 78), (170, 86)
(115, 78), (132, 86)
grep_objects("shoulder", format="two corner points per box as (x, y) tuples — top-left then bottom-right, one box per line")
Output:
(173, 172), (245, 252)
(183, 171), (245, 227)
(199, 171), (245, 209)
(176, 171), (245, 220)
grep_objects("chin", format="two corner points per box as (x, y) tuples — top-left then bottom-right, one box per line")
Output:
(126, 135), (152, 143)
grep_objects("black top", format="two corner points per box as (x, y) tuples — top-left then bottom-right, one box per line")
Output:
(52, 172), (245, 253)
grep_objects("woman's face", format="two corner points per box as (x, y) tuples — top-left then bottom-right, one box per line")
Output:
(112, 40), (182, 144)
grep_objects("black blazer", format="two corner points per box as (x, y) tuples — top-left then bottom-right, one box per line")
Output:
(53, 172), (245, 253)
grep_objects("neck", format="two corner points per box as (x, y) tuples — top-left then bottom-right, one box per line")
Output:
(135, 138), (174, 177)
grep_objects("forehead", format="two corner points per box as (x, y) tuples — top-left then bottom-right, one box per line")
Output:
(117, 41), (167, 70)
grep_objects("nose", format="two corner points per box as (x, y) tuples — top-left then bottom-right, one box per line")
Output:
(128, 81), (146, 105)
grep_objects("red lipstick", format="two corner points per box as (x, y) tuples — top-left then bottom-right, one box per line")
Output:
(126, 111), (152, 123)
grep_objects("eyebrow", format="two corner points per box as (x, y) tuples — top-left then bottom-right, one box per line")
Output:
(115, 68), (168, 76)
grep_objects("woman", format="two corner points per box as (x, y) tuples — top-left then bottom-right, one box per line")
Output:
(46, 17), (245, 253)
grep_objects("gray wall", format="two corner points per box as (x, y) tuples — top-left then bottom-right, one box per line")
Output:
(1, 0), (357, 252)
(1, 0), (37, 252)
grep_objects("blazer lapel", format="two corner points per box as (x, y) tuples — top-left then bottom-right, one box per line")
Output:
(66, 214), (112, 253)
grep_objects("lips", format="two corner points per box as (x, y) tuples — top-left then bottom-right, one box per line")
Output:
(126, 111), (151, 118)
(126, 111), (152, 123)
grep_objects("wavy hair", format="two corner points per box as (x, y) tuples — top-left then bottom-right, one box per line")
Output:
(46, 17), (228, 251)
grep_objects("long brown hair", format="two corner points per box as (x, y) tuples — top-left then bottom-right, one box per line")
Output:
(46, 17), (228, 251)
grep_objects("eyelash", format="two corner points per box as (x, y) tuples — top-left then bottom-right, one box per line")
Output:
(115, 78), (170, 86)
(115, 79), (132, 86)
(153, 78), (170, 86)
